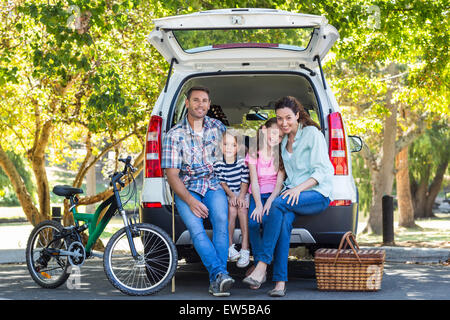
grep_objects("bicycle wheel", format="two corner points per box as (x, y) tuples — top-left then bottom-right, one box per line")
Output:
(26, 220), (70, 288)
(103, 223), (177, 296)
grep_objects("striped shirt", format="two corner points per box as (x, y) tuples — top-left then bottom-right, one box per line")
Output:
(213, 157), (250, 193)
(161, 115), (226, 197)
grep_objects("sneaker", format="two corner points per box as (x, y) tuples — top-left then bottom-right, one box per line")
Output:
(236, 249), (250, 268)
(228, 244), (240, 262)
(217, 273), (235, 293)
(209, 273), (234, 297)
(209, 281), (230, 297)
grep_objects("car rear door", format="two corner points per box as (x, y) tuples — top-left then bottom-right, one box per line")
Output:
(147, 8), (339, 71)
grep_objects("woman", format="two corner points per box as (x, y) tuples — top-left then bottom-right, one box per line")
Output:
(243, 96), (334, 297)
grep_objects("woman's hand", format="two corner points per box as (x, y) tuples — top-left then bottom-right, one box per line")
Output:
(250, 204), (264, 223)
(280, 178), (317, 206)
(281, 185), (303, 206)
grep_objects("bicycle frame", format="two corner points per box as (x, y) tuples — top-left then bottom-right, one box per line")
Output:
(70, 194), (118, 254)
(68, 169), (138, 258)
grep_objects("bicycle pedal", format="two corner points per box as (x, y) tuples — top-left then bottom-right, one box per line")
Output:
(40, 272), (51, 279)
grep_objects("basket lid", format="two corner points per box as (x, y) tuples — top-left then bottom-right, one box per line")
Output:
(315, 248), (385, 260)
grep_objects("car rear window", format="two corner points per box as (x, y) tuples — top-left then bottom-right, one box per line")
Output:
(172, 27), (315, 53)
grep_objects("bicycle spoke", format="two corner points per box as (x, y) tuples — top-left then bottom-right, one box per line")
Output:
(27, 221), (70, 288)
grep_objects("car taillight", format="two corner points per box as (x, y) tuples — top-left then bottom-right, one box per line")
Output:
(330, 200), (352, 206)
(145, 115), (163, 178)
(143, 202), (162, 208)
(328, 112), (348, 175)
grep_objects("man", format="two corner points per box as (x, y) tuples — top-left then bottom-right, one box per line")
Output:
(161, 86), (234, 297)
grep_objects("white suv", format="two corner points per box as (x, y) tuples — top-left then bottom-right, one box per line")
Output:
(140, 8), (362, 261)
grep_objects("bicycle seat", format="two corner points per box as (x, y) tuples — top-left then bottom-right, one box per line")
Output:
(53, 185), (84, 197)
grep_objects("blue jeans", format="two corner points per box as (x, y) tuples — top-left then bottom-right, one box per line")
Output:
(248, 193), (272, 266)
(259, 190), (330, 282)
(174, 188), (229, 282)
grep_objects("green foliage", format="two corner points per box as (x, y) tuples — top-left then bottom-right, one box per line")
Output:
(172, 27), (313, 52)
(0, 0), (169, 213)
(0, 0), (448, 222)
(0, 0), (167, 157)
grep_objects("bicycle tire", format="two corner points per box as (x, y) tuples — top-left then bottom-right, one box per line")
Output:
(103, 223), (177, 296)
(26, 220), (71, 289)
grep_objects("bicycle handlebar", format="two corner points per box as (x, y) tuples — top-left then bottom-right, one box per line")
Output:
(109, 156), (136, 188)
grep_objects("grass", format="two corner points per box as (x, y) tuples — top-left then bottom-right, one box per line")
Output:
(356, 213), (450, 248)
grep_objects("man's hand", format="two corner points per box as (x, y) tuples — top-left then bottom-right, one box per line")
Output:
(166, 168), (209, 219)
(188, 197), (209, 219)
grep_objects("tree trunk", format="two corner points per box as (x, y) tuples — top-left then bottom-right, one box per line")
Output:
(412, 170), (430, 218)
(28, 118), (53, 223)
(412, 156), (448, 219)
(365, 90), (397, 235)
(425, 159), (449, 217)
(0, 144), (43, 226)
(396, 146), (417, 228)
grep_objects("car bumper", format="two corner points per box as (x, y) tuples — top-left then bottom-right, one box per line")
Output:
(140, 203), (358, 247)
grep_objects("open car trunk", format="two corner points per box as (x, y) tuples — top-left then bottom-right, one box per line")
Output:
(169, 72), (323, 131)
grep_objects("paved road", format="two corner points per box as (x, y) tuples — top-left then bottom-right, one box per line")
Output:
(0, 259), (448, 301)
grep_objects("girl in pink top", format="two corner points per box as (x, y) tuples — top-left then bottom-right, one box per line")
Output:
(244, 118), (285, 288)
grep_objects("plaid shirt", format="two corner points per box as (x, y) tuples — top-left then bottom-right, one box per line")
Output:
(161, 115), (226, 196)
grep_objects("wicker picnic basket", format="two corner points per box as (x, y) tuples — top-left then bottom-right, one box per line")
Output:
(314, 231), (385, 291)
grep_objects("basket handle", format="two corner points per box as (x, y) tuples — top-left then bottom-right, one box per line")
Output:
(333, 231), (362, 265)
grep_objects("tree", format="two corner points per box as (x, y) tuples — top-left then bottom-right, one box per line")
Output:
(0, 150), (35, 206)
(409, 121), (450, 219)
(396, 107), (417, 228)
(396, 146), (417, 228)
(1, 0), (448, 240)
(306, 0), (450, 234)
(0, 0), (168, 229)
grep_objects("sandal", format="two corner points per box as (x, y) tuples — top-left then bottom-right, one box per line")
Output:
(245, 265), (255, 277)
(242, 273), (266, 289)
(267, 287), (286, 297)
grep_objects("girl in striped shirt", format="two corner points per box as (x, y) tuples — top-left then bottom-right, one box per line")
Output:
(214, 131), (250, 268)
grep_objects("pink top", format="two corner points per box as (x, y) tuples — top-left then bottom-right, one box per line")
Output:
(245, 151), (278, 195)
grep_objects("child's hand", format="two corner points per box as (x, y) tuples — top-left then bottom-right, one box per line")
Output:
(229, 194), (238, 207)
(250, 204), (264, 223)
(237, 194), (246, 208)
(262, 198), (273, 216)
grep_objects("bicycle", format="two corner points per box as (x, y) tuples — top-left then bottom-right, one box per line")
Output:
(25, 156), (178, 296)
